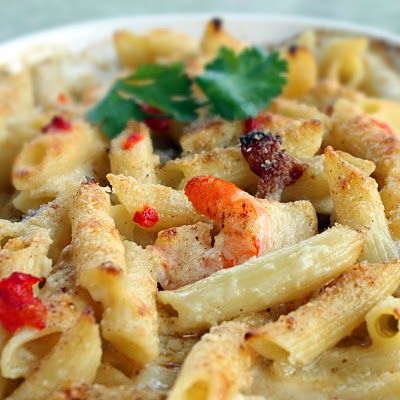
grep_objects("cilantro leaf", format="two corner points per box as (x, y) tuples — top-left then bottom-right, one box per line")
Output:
(86, 46), (287, 138)
(87, 63), (197, 138)
(125, 63), (198, 122)
(86, 80), (144, 138)
(195, 47), (288, 120)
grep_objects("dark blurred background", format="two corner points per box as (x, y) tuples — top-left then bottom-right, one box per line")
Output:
(1, 0), (400, 41)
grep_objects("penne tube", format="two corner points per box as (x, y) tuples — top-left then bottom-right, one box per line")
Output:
(319, 37), (368, 87)
(123, 240), (159, 361)
(94, 363), (132, 386)
(200, 18), (247, 59)
(168, 321), (252, 400)
(257, 199), (317, 249)
(7, 309), (101, 400)
(327, 98), (400, 181)
(281, 45), (317, 99)
(380, 177), (400, 240)
(47, 384), (167, 400)
(283, 152), (375, 214)
(366, 296), (400, 349)
(114, 28), (198, 68)
(179, 115), (323, 160)
(158, 225), (364, 330)
(108, 173), (204, 232)
(0, 246), (87, 379)
(246, 262), (400, 366)
(253, 355), (400, 400)
(71, 180), (159, 364)
(0, 220), (52, 279)
(30, 58), (70, 109)
(21, 193), (73, 262)
(157, 146), (258, 191)
(12, 121), (102, 192)
(325, 146), (398, 262)
(268, 98), (330, 128)
(180, 120), (244, 154)
(109, 122), (159, 183)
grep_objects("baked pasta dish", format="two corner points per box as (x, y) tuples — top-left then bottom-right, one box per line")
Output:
(2, 17), (400, 400)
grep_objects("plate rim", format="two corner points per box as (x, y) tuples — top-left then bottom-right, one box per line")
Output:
(1, 12), (400, 66)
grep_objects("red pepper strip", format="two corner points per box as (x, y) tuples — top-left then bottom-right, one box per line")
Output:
(133, 206), (159, 228)
(42, 116), (72, 133)
(140, 104), (172, 133)
(122, 132), (145, 150)
(244, 117), (261, 134)
(0, 272), (47, 333)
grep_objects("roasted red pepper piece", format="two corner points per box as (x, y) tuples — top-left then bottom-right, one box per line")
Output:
(42, 116), (72, 133)
(133, 206), (159, 228)
(121, 132), (145, 150)
(244, 117), (261, 134)
(141, 104), (172, 133)
(0, 272), (47, 333)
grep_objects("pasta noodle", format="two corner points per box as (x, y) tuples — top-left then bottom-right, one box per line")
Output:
(325, 146), (398, 262)
(0, 245), (86, 379)
(109, 122), (159, 183)
(168, 321), (252, 400)
(70, 180), (158, 365)
(108, 173), (204, 232)
(365, 296), (400, 349)
(7, 309), (101, 400)
(319, 37), (368, 87)
(246, 262), (400, 365)
(158, 225), (364, 330)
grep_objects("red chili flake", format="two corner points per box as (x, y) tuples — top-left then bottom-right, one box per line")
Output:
(121, 132), (145, 150)
(0, 272), (47, 333)
(42, 116), (72, 133)
(140, 104), (172, 133)
(57, 92), (69, 104)
(244, 117), (261, 134)
(370, 118), (394, 135)
(133, 206), (159, 228)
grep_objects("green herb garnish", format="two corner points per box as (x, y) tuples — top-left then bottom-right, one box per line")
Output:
(196, 48), (287, 120)
(87, 47), (287, 138)
(86, 80), (144, 138)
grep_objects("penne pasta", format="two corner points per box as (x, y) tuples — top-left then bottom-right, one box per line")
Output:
(200, 18), (247, 59)
(158, 146), (258, 191)
(158, 225), (364, 330)
(365, 296), (400, 349)
(381, 177), (400, 239)
(319, 37), (368, 87)
(0, 220), (52, 279)
(70, 180), (159, 365)
(6, 309), (101, 400)
(108, 173), (204, 232)
(246, 262), (400, 366)
(325, 146), (398, 262)
(281, 45), (317, 99)
(0, 246), (87, 379)
(282, 152), (375, 214)
(168, 321), (252, 400)
(109, 122), (159, 182)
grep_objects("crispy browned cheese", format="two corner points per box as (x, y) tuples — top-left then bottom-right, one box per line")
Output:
(240, 131), (305, 199)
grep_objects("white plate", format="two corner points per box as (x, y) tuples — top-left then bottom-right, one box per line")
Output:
(1, 13), (400, 68)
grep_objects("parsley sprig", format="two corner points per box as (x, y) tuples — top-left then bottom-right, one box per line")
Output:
(87, 47), (287, 138)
